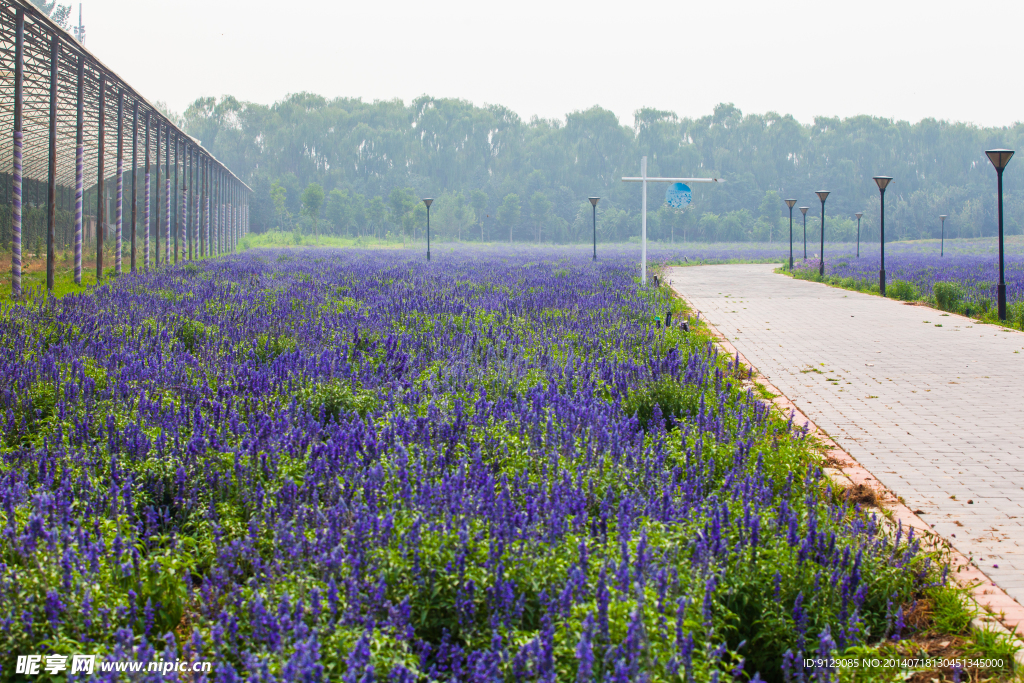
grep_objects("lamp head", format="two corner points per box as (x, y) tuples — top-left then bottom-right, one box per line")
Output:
(985, 149), (1014, 171)
(784, 198), (797, 209)
(873, 176), (893, 191)
(855, 212), (863, 219)
(422, 198), (433, 208)
(939, 214), (948, 220)
(799, 206), (809, 215)
(589, 197), (600, 206)
(815, 191), (830, 203)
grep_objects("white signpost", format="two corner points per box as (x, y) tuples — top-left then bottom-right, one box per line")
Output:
(622, 155), (724, 285)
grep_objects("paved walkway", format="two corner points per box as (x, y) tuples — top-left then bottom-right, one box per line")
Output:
(668, 264), (1024, 607)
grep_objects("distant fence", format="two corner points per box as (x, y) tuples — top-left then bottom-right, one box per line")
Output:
(0, 0), (251, 296)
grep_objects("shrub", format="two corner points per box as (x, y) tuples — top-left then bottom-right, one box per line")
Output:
(933, 281), (964, 312)
(622, 376), (702, 429)
(253, 332), (298, 363)
(886, 279), (918, 301)
(1008, 301), (1024, 330)
(297, 380), (377, 420)
(175, 318), (213, 353)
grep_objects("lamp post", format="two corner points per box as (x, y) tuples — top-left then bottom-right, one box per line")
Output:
(939, 214), (947, 256)
(815, 191), (830, 276)
(423, 198), (433, 261)
(784, 199), (797, 269)
(985, 149), (1014, 320)
(589, 197), (600, 261)
(855, 212), (863, 258)
(872, 176), (892, 297)
(800, 206), (809, 259)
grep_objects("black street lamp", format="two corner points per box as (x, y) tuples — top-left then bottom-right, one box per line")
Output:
(815, 191), (830, 276)
(800, 206), (809, 259)
(872, 176), (892, 296)
(939, 214), (947, 256)
(986, 149), (1014, 320)
(423, 198), (433, 261)
(855, 212), (863, 258)
(589, 197), (600, 261)
(785, 198), (797, 269)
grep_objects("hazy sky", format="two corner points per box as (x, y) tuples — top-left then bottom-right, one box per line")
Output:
(82, 0), (1021, 128)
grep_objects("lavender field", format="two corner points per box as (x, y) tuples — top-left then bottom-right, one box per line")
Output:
(640, 237), (1024, 307)
(0, 247), (957, 681)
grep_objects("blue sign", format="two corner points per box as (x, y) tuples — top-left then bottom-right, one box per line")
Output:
(665, 183), (692, 208)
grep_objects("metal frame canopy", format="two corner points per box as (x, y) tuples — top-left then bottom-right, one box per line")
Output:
(0, 0), (252, 295)
(622, 155), (723, 285)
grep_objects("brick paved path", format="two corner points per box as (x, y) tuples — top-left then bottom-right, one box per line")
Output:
(668, 264), (1024, 605)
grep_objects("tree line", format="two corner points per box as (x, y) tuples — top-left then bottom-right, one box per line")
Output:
(181, 94), (1024, 243)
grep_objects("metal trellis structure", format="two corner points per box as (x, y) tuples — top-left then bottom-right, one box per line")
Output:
(0, 0), (251, 297)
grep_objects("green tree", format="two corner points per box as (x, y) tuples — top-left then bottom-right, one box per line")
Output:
(301, 183), (325, 240)
(497, 193), (521, 243)
(326, 189), (351, 236)
(529, 191), (551, 243)
(351, 194), (367, 237)
(270, 181), (289, 230)
(388, 188), (418, 240)
(411, 204), (427, 243)
(183, 91), (1024, 242)
(757, 190), (781, 242)
(367, 197), (387, 241)
(31, 0), (70, 29)
(470, 190), (488, 241)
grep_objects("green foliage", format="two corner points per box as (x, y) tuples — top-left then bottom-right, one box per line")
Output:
(326, 188), (351, 232)
(180, 93), (1024, 243)
(252, 332), (297, 363)
(174, 318), (216, 353)
(932, 282), (963, 311)
(886, 279), (919, 301)
(301, 183), (325, 218)
(297, 379), (377, 420)
(964, 628), (1019, 670)
(1, 254), (982, 681)
(529, 191), (552, 241)
(621, 376), (702, 429)
(926, 586), (973, 634)
(1007, 301), (1024, 330)
(497, 193), (521, 240)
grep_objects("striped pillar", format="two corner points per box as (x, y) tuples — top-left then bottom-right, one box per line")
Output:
(204, 190), (210, 258)
(115, 92), (123, 275)
(12, 132), (22, 299)
(144, 171), (150, 270)
(193, 176), (200, 259)
(180, 187), (187, 262)
(74, 144), (83, 284)
(212, 175), (218, 256)
(145, 169), (150, 270)
(74, 54), (84, 284)
(116, 157), (123, 274)
(130, 102), (138, 272)
(11, 10), (23, 298)
(219, 196), (225, 255)
(144, 112), (151, 268)
(165, 179), (171, 265)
